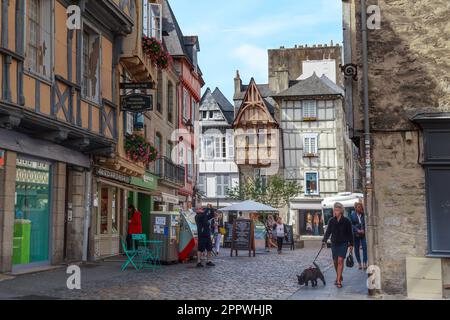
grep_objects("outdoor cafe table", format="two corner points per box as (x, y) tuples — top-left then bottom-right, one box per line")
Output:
(137, 240), (163, 271)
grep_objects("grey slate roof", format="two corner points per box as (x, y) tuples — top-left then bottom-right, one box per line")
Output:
(162, 0), (200, 69)
(200, 87), (235, 124)
(274, 73), (344, 98)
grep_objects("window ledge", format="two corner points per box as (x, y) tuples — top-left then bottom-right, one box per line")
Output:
(81, 97), (101, 107)
(303, 153), (319, 158)
(23, 70), (53, 86)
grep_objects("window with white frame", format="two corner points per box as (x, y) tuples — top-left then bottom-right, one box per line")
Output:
(143, 1), (162, 40)
(202, 136), (214, 160)
(183, 89), (189, 120)
(303, 134), (318, 155)
(227, 131), (234, 159)
(198, 175), (206, 194)
(303, 100), (317, 119)
(26, 0), (52, 78)
(213, 136), (226, 159)
(82, 25), (101, 102)
(216, 175), (230, 198)
(305, 172), (319, 195)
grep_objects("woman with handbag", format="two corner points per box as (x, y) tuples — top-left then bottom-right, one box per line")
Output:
(322, 202), (354, 288)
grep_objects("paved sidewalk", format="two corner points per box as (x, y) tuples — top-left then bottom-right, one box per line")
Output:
(288, 263), (372, 300)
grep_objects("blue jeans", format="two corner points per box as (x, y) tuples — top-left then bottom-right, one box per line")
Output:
(354, 236), (368, 264)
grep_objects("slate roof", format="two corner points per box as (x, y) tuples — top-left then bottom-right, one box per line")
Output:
(200, 87), (235, 124)
(162, 0), (200, 69)
(274, 73), (344, 98)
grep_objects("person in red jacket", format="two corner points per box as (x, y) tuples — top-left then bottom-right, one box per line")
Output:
(127, 205), (142, 250)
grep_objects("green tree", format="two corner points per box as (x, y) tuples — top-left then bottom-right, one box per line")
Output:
(227, 175), (302, 209)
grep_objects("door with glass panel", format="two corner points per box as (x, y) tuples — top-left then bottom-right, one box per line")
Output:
(13, 158), (51, 267)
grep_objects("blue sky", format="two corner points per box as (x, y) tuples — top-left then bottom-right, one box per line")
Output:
(170, 0), (343, 101)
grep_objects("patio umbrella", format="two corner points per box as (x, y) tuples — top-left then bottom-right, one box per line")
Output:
(219, 200), (278, 212)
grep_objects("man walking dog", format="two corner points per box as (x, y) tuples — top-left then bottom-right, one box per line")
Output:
(322, 202), (353, 288)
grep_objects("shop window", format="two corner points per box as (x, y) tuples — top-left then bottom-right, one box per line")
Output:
(82, 24), (101, 102)
(100, 188), (109, 234)
(143, 1), (162, 40)
(26, 0), (53, 79)
(305, 172), (319, 195)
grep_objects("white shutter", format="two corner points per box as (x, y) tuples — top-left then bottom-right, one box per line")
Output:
(227, 132), (234, 159)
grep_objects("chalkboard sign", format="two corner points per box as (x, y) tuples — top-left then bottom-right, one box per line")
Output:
(231, 219), (255, 257)
(283, 225), (295, 250)
(223, 222), (234, 248)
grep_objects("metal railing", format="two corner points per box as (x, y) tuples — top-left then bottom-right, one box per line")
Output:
(155, 157), (185, 185)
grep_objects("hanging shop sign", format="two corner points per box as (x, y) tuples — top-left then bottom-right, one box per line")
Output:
(162, 193), (179, 205)
(95, 167), (131, 184)
(0, 149), (4, 169)
(121, 93), (153, 113)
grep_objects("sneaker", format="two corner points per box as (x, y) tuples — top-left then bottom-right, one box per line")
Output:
(196, 262), (204, 268)
(206, 261), (215, 267)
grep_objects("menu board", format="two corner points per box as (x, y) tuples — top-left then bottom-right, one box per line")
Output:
(283, 225), (295, 250)
(223, 222), (234, 247)
(231, 219), (255, 257)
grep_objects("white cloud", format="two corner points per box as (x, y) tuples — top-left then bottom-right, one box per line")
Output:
(231, 44), (268, 81)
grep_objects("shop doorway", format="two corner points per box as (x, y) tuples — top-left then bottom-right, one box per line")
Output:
(13, 158), (52, 270)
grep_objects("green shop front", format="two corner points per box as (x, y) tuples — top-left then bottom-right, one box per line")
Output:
(91, 168), (158, 259)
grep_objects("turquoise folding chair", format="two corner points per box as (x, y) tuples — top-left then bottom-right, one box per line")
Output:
(120, 238), (139, 271)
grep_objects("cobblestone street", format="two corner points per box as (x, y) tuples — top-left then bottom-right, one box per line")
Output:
(0, 245), (378, 300)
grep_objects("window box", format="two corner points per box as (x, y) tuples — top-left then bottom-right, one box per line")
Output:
(303, 153), (319, 158)
(142, 36), (171, 69)
(303, 117), (318, 122)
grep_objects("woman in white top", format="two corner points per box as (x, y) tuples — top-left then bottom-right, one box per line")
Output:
(272, 217), (287, 254)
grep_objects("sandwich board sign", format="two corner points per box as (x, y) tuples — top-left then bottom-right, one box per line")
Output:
(230, 219), (255, 257)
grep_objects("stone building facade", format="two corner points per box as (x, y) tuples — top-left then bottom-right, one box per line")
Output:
(344, 0), (450, 298)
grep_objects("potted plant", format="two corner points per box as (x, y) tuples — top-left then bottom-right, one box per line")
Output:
(125, 133), (158, 165)
(142, 36), (172, 70)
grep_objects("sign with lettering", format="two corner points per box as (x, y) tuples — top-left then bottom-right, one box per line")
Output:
(121, 93), (153, 113)
(120, 82), (153, 90)
(130, 171), (158, 190)
(231, 219), (255, 257)
(95, 167), (131, 184)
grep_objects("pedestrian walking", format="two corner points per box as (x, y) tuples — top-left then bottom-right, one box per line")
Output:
(350, 202), (368, 270)
(195, 207), (215, 267)
(127, 205), (142, 250)
(210, 211), (224, 255)
(273, 217), (288, 254)
(322, 202), (354, 288)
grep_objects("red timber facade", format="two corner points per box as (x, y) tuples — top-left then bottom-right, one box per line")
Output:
(162, 0), (204, 208)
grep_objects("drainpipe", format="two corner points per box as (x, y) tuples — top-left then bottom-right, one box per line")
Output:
(82, 170), (92, 262)
(360, 0), (377, 296)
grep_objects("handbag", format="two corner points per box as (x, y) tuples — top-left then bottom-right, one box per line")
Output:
(346, 252), (354, 268)
(219, 227), (226, 235)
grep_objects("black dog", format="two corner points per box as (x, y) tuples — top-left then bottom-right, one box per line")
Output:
(297, 262), (326, 287)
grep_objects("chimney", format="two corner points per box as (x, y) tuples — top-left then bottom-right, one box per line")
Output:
(234, 70), (242, 96)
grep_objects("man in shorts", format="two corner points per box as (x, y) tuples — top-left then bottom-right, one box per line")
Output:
(195, 207), (215, 267)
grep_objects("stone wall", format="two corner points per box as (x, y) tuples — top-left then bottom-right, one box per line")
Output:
(268, 45), (343, 86)
(350, 0), (450, 294)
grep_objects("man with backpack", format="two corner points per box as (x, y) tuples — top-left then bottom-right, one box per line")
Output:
(195, 206), (215, 267)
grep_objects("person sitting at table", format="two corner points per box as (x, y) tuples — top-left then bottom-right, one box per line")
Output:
(127, 205), (142, 250)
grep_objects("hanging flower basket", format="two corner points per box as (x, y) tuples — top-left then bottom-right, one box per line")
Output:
(142, 36), (172, 70)
(125, 134), (158, 165)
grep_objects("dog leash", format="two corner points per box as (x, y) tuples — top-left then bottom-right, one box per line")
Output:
(312, 246), (324, 264)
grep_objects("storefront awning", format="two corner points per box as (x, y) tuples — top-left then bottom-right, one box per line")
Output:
(290, 202), (323, 210)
